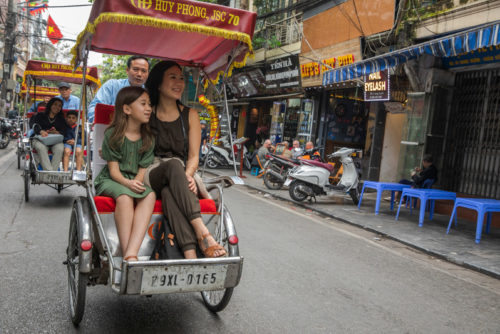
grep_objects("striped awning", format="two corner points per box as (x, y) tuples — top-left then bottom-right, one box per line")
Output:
(323, 20), (500, 85)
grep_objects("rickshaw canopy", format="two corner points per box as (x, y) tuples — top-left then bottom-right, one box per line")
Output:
(22, 60), (101, 89)
(20, 85), (59, 100)
(71, 0), (256, 84)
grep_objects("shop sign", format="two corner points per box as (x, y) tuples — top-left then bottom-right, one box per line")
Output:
(443, 45), (500, 68)
(364, 69), (390, 101)
(264, 55), (301, 94)
(301, 54), (354, 78)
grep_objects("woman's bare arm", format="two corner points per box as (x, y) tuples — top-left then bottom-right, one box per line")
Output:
(185, 108), (201, 177)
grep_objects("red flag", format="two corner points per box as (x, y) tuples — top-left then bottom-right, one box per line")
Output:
(46, 15), (63, 45)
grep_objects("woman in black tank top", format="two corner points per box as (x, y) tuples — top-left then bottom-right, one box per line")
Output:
(145, 61), (226, 259)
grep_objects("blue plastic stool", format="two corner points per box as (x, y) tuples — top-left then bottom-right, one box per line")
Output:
(250, 167), (260, 176)
(446, 198), (500, 243)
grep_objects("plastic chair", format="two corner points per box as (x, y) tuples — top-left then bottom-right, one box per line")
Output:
(255, 155), (266, 178)
(250, 167), (260, 176)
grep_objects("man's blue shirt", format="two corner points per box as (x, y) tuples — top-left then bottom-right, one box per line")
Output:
(56, 94), (80, 110)
(87, 78), (131, 123)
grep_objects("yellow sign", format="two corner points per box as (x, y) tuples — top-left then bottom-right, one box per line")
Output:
(300, 55), (354, 78)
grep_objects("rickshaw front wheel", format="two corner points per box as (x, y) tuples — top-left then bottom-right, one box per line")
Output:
(201, 206), (237, 312)
(66, 201), (88, 325)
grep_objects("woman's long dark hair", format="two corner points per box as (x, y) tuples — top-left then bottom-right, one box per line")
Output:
(107, 86), (153, 154)
(44, 97), (63, 117)
(145, 60), (182, 107)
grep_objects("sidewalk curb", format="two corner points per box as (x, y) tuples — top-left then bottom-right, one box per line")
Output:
(204, 170), (500, 279)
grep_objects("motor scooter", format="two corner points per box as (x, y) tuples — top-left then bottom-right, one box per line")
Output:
(263, 147), (321, 190)
(205, 136), (252, 170)
(284, 147), (362, 204)
(0, 117), (11, 149)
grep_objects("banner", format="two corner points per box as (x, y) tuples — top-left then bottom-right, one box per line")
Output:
(23, 60), (101, 88)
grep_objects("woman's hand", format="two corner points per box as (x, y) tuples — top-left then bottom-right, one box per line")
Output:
(40, 130), (48, 137)
(186, 173), (197, 194)
(127, 179), (146, 193)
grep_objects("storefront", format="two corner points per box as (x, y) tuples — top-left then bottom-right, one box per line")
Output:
(300, 38), (367, 155)
(227, 54), (304, 149)
(322, 21), (500, 198)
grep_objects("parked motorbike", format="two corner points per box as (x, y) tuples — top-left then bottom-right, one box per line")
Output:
(263, 153), (299, 190)
(205, 136), (252, 170)
(284, 147), (362, 204)
(0, 118), (11, 149)
(9, 118), (20, 139)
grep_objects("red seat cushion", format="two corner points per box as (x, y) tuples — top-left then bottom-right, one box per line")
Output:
(94, 196), (217, 214)
(94, 104), (115, 125)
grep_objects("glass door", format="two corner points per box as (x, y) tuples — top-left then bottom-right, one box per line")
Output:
(396, 92), (428, 181)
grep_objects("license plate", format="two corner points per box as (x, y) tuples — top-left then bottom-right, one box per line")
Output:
(140, 264), (228, 294)
(37, 172), (74, 184)
(22, 138), (29, 143)
(284, 178), (292, 186)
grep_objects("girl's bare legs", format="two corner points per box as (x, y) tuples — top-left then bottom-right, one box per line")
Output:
(75, 147), (84, 171)
(190, 217), (226, 257)
(123, 192), (156, 260)
(114, 195), (135, 255)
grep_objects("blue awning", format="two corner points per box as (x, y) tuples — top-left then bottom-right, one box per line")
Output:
(323, 20), (500, 85)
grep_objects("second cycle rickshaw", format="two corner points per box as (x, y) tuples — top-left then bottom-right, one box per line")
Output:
(21, 60), (101, 201)
(66, 0), (256, 325)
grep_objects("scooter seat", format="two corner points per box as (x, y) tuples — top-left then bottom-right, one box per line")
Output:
(301, 159), (335, 172)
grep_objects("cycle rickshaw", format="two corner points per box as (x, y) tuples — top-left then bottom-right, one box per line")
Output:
(17, 84), (59, 169)
(66, 0), (256, 325)
(21, 60), (101, 201)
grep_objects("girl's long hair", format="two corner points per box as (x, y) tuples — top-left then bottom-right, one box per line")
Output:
(106, 86), (153, 153)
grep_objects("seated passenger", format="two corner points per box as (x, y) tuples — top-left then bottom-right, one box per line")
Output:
(94, 86), (156, 262)
(63, 110), (84, 171)
(144, 60), (226, 259)
(31, 97), (66, 171)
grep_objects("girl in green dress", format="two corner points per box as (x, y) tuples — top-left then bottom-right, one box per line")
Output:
(94, 86), (156, 262)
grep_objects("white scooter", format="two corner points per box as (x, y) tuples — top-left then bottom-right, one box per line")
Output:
(205, 136), (252, 170)
(284, 147), (362, 204)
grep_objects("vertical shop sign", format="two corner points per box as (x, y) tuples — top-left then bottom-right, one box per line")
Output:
(265, 55), (301, 94)
(364, 69), (390, 101)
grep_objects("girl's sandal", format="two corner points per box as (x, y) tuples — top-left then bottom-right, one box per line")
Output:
(198, 233), (227, 258)
(123, 255), (138, 262)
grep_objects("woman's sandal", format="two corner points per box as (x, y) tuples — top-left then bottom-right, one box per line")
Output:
(198, 233), (227, 258)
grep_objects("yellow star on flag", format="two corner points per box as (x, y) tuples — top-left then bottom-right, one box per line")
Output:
(48, 26), (54, 34)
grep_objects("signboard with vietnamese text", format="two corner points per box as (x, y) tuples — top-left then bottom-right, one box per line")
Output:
(364, 69), (390, 101)
(442, 45), (500, 68)
(265, 55), (301, 95)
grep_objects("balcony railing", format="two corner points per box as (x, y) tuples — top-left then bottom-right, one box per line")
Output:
(253, 14), (302, 50)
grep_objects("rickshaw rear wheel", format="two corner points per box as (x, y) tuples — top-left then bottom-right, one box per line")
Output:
(67, 201), (88, 325)
(24, 169), (29, 202)
(201, 206), (237, 312)
(58, 184), (63, 193)
(17, 149), (20, 169)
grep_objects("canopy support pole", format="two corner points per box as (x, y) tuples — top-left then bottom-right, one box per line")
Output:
(73, 41), (90, 180)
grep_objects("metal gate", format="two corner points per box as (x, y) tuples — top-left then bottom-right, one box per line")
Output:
(442, 68), (500, 198)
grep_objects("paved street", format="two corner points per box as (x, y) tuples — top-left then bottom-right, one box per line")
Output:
(1, 149), (500, 333)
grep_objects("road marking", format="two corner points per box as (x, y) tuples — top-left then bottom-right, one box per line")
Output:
(232, 185), (500, 295)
